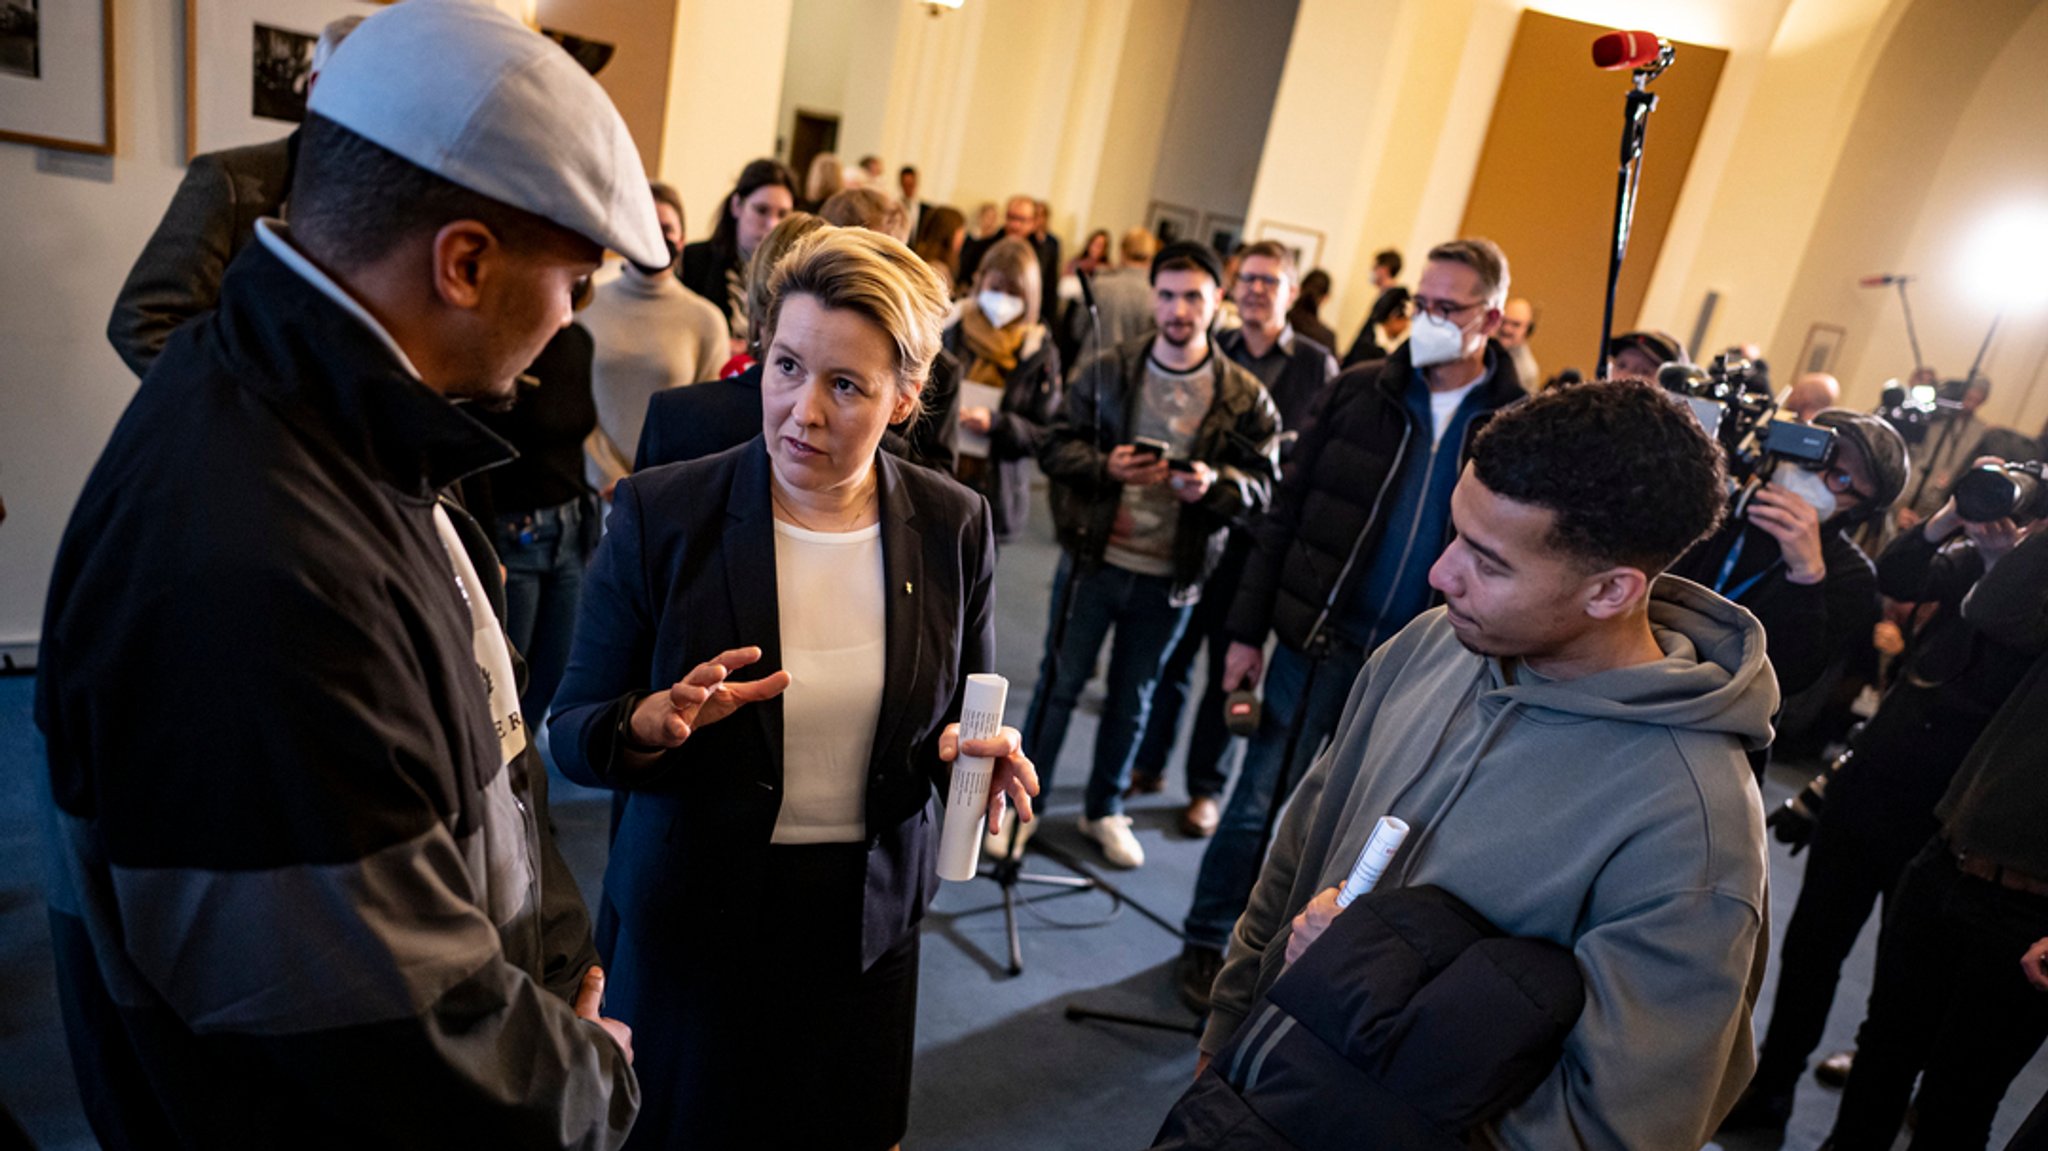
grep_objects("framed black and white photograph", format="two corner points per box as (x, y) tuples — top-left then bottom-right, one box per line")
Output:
(1255, 220), (1324, 273)
(0, 0), (112, 155)
(186, 0), (385, 160)
(1798, 322), (1847, 376)
(1147, 201), (1199, 247)
(0, 0), (38, 79)
(251, 22), (316, 123)
(1201, 213), (1243, 258)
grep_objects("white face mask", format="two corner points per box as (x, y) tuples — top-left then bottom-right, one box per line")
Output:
(1775, 464), (1839, 522)
(1407, 310), (1468, 368)
(977, 290), (1026, 329)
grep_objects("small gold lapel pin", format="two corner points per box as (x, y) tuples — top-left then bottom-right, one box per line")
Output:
(905, 581), (914, 595)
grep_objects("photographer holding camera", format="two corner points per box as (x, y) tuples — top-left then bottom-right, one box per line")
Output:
(1822, 480), (2048, 1149)
(1668, 408), (1909, 697)
(1719, 458), (2040, 1135)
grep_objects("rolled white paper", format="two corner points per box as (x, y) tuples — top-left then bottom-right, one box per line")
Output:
(938, 673), (1010, 882)
(1336, 816), (1410, 908)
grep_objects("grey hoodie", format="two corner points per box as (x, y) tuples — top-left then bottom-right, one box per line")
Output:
(1201, 577), (1776, 1151)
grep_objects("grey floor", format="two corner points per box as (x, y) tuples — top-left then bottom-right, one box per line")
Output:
(3, 496), (2044, 1149)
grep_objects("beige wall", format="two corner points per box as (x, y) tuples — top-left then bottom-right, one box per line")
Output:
(1147, 0), (1296, 236)
(537, 0), (676, 176)
(661, 0), (795, 247)
(0, 1), (186, 655)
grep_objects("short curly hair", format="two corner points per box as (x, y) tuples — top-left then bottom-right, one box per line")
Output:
(1471, 378), (1726, 574)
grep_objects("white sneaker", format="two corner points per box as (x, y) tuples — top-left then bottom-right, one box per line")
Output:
(1078, 813), (1146, 869)
(983, 807), (1039, 861)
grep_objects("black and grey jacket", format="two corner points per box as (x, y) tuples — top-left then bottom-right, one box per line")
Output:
(1038, 334), (1282, 604)
(38, 239), (636, 1149)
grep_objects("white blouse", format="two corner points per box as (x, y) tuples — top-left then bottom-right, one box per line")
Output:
(770, 519), (888, 844)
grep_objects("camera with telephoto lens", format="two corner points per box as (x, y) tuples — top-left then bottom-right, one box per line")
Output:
(1659, 354), (1836, 486)
(1877, 379), (1969, 446)
(1953, 460), (2048, 524)
(1766, 747), (1852, 854)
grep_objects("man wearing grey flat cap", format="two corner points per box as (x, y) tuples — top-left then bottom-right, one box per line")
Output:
(36, 2), (658, 1146)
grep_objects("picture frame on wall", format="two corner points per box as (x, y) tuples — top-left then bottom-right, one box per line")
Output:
(1798, 322), (1847, 376)
(1201, 213), (1243, 258)
(0, 0), (115, 155)
(185, 0), (386, 161)
(1255, 220), (1324, 273)
(1147, 201), (1199, 247)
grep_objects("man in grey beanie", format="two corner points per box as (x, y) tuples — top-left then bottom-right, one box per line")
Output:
(37, 2), (662, 1145)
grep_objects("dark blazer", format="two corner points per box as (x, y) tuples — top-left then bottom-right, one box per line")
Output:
(636, 362), (765, 470)
(107, 134), (295, 378)
(547, 438), (996, 974)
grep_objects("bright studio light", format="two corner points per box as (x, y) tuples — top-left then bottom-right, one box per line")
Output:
(1961, 202), (2048, 313)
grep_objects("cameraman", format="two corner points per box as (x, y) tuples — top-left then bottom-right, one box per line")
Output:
(1669, 409), (1909, 696)
(1719, 465), (2039, 1135)
(1825, 500), (2048, 1150)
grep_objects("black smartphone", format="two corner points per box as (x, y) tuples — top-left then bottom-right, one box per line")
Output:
(1125, 437), (1170, 462)
(1168, 457), (1197, 473)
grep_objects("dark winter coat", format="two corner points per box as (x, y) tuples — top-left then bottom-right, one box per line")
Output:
(1227, 341), (1524, 653)
(1151, 884), (1585, 1151)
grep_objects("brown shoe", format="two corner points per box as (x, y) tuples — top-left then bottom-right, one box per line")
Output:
(1181, 796), (1221, 838)
(1125, 773), (1167, 798)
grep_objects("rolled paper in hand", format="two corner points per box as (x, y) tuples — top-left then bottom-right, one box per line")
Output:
(938, 673), (1009, 882)
(1336, 816), (1410, 908)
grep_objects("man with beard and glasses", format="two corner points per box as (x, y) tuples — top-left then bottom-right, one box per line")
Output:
(1022, 241), (1280, 870)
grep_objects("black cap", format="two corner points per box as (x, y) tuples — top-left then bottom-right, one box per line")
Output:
(1608, 329), (1688, 368)
(1812, 408), (1910, 522)
(1150, 240), (1224, 288)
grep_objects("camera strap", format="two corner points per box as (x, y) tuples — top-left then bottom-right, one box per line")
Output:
(1712, 531), (1781, 602)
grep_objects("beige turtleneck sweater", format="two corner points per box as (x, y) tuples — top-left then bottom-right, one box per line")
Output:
(581, 267), (731, 488)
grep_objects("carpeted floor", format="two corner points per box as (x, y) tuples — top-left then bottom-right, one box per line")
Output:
(2, 495), (2043, 1149)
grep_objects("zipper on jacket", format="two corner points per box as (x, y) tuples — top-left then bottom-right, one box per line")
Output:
(1366, 421), (1450, 651)
(1304, 406), (1413, 649)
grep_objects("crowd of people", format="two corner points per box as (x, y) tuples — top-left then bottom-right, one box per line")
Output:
(34, 2), (2048, 1148)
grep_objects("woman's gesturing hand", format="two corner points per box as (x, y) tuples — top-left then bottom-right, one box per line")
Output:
(629, 646), (792, 750)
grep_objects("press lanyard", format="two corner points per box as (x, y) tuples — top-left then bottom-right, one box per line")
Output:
(1713, 531), (1780, 602)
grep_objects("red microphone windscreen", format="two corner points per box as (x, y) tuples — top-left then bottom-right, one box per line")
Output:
(1592, 30), (1662, 70)
(1859, 275), (1895, 288)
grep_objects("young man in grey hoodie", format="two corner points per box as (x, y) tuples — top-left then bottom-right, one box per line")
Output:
(1198, 379), (1777, 1150)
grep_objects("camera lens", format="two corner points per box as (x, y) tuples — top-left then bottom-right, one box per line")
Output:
(1954, 465), (2031, 523)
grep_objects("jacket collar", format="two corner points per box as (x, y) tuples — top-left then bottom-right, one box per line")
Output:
(221, 228), (514, 498)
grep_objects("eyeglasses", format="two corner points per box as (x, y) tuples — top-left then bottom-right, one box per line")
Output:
(1817, 464), (1876, 505)
(1404, 295), (1489, 321)
(1236, 272), (1284, 291)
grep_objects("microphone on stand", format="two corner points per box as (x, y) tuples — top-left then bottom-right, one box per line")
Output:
(1592, 29), (1667, 71)
(1859, 274), (1917, 287)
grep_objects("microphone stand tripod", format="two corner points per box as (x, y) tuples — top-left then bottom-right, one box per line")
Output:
(1596, 42), (1675, 378)
(962, 271), (1128, 978)
(1061, 633), (1332, 1038)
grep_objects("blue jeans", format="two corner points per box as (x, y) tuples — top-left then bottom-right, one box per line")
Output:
(1022, 555), (1194, 820)
(497, 498), (588, 722)
(1183, 639), (1367, 950)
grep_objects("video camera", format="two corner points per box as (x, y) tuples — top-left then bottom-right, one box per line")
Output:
(1953, 460), (2048, 524)
(1877, 378), (1969, 446)
(1659, 353), (1835, 485)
